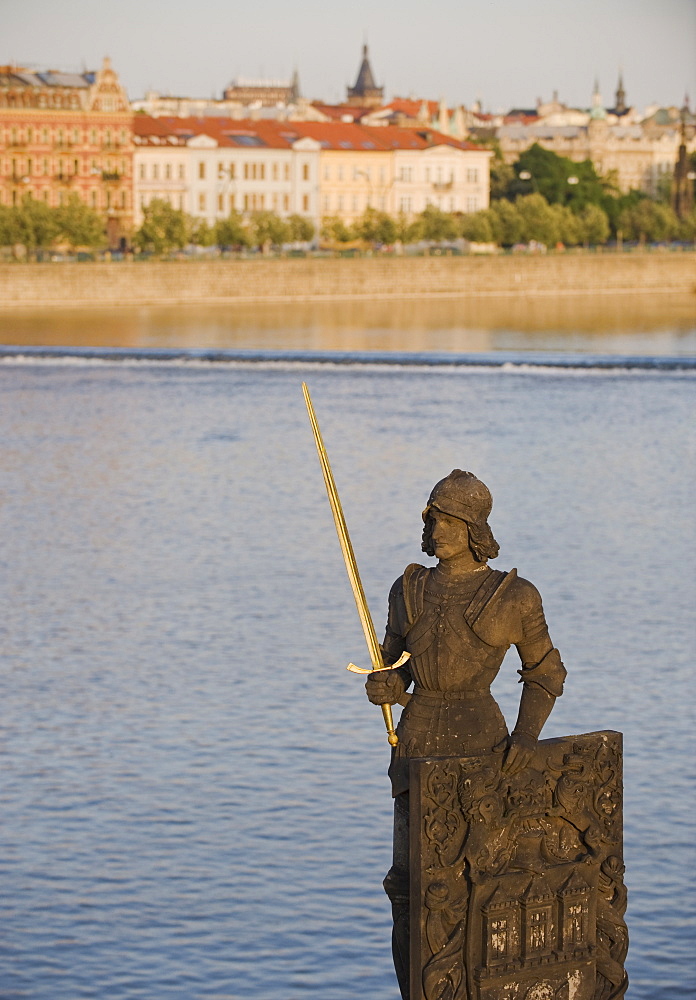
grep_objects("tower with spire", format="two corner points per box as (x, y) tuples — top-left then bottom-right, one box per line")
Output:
(346, 43), (384, 108)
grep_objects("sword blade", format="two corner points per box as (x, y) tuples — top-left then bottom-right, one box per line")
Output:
(302, 383), (398, 745)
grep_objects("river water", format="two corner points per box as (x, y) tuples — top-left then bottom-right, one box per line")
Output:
(0, 299), (694, 999)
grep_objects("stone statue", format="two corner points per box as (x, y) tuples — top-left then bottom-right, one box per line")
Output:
(365, 472), (626, 1000)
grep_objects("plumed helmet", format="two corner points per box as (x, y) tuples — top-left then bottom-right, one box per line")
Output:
(422, 470), (499, 561)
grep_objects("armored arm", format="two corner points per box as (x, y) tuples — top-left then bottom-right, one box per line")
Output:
(503, 582), (566, 774)
(366, 576), (413, 706)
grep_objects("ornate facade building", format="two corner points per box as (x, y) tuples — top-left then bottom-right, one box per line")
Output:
(0, 58), (134, 242)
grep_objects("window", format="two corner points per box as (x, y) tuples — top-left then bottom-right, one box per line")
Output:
(259, 163), (265, 180)
(72, 128), (80, 144)
(229, 193), (236, 210)
(218, 193), (224, 212)
(466, 167), (478, 183)
(303, 194), (309, 211)
(399, 196), (412, 213)
(90, 129), (97, 145)
(165, 164), (172, 179)
(43, 189), (50, 203)
(27, 127), (33, 143)
(399, 166), (412, 182)
(284, 164), (290, 181)
(42, 158), (49, 175)
(302, 163), (309, 181)
(199, 193), (206, 211)
(42, 128), (49, 144)
(272, 163), (278, 180)
(27, 158), (33, 176)
(244, 193), (249, 210)
(153, 164), (159, 180)
(178, 164), (185, 179)
(323, 195), (330, 211)
(466, 196), (478, 212)
(244, 163), (249, 180)
(73, 159), (79, 175)
(121, 191), (127, 209)
(337, 165), (344, 181)
(179, 195), (185, 210)
(283, 194), (289, 211)
(198, 161), (206, 179)
(337, 195), (344, 211)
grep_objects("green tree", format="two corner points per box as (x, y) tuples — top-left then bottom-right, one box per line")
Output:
(575, 203), (610, 246)
(249, 210), (289, 251)
(458, 210), (494, 243)
(549, 203), (581, 245)
(134, 198), (189, 254)
(617, 200), (679, 242)
(487, 141), (515, 201)
(512, 144), (607, 210)
(354, 206), (397, 245)
(287, 214), (315, 243)
(320, 216), (354, 243)
(516, 193), (560, 246)
(190, 219), (216, 247)
(14, 195), (59, 252)
(418, 204), (458, 241)
(0, 204), (20, 246)
(489, 198), (523, 246)
(55, 194), (106, 249)
(213, 211), (251, 248)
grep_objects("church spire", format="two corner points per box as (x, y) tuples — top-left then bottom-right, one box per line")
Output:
(615, 71), (626, 114)
(346, 41), (384, 108)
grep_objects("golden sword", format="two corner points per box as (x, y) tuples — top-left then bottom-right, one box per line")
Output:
(302, 382), (409, 747)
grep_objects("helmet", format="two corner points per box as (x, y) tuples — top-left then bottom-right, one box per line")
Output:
(423, 470), (493, 526)
(422, 470), (499, 561)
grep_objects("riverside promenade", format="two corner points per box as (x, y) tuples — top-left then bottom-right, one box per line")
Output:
(0, 253), (694, 309)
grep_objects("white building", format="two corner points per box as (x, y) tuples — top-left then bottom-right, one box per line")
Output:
(133, 116), (321, 228)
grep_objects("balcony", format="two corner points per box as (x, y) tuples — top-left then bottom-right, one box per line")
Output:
(102, 171), (121, 182)
(432, 180), (454, 192)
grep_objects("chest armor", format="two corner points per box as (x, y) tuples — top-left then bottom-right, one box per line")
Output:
(402, 564), (513, 691)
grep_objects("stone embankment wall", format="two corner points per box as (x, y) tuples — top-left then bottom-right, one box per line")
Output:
(0, 254), (694, 308)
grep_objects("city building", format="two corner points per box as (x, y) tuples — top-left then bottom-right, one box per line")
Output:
(0, 57), (134, 243)
(495, 80), (695, 195)
(133, 116), (321, 228)
(133, 117), (491, 229)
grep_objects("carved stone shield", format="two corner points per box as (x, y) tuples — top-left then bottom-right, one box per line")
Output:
(410, 732), (627, 1000)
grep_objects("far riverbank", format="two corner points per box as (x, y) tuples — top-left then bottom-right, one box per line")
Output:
(0, 253), (694, 310)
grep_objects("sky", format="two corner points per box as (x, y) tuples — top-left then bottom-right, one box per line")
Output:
(3, 0), (695, 114)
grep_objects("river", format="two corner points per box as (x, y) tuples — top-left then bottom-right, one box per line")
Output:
(0, 299), (694, 998)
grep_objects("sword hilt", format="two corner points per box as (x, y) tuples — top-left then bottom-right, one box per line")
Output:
(381, 704), (399, 746)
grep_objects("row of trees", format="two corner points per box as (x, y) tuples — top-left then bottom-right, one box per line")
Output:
(0, 195), (106, 253)
(135, 200), (315, 254)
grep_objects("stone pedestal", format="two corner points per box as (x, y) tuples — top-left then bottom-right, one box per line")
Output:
(409, 732), (627, 1000)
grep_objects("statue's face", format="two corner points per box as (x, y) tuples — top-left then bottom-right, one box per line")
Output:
(430, 509), (470, 560)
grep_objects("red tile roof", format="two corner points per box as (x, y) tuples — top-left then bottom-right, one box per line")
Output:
(133, 115), (483, 152)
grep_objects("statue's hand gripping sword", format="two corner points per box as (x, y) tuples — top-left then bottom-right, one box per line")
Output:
(302, 383), (410, 747)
